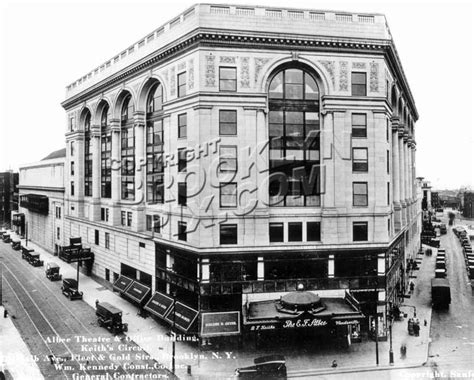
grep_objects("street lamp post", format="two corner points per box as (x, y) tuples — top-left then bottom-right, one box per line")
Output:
(171, 290), (177, 375)
(389, 313), (394, 365)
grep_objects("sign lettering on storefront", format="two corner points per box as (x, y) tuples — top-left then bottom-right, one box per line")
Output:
(282, 318), (327, 329)
(335, 320), (360, 326)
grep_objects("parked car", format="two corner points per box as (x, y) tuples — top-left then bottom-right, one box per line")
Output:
(235, 355), (287, 379)
(96, 302), (128, 334)
(11, 240), (21, 250)
(61, 278), (83, 300)
(45, 262), (62, 281)
(439, 224), (447, 234)
(28, 253), (44, 267)
(432, 278), (451, 309)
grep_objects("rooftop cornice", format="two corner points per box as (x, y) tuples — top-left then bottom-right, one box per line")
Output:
(61, 28), (416, 117)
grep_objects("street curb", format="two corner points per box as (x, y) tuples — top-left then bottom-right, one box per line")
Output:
(288, 362), (425, 378)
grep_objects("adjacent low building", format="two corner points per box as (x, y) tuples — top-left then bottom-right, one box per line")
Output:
(60, 4), (421, 345)
(18, 149), (66, 254)
(0, 171), (19, 228)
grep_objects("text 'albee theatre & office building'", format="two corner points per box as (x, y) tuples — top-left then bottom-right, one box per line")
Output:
(61, 4), (421, 345)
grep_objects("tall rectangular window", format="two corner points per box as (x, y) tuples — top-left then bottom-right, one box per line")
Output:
(105, 232), (110, 249)
(70, 161), (75, 176)
(177, 72), (186, 97)
(386, 118), (390, 142)
(121, 211), (126, 226)
(220, 182), (237, 207)
(146, 215), (160, 233)
(57, 227), (60, 240)
(387, 182), (390, 205)
(307, 222), (321, 241)
(101, 131), (112, 198)
(288, 222), (302, 242)
(269, 223), (284, 243)
(220, 224), (238, 244)
(178, 182), (187, 206)
(219, 146), (237, 173)
(84, 130), (92, 197)
(353, 182), (368, 206)
(387, 150), (390, 173)
(178, 221), (187, 241)
(146, 119), (164, 203)
(352, 114), (367, 138)
(95, 229), (99, 245)
(178, 113), (187, 138)
(353, 222), (368, 241)
(351, 72), (367, 96)
(70, 141), (75, 156)
(219, 67), (237, 91)
(178, 148), (187, 172)
(219, 110), (237, 135)
(121, 122), (135, 201)
(127, 212), (132, 227)
(352, 148), (368, 172)
(70, 181), (75, 196)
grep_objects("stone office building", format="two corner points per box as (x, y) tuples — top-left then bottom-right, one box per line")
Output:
(61, 4), (421, 343)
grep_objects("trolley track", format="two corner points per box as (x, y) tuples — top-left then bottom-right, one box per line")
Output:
(1, 242), (174, 379)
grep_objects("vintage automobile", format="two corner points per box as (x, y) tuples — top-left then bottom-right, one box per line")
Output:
(2, 234), (11, 243)
(96, 302), (128, 335)
(45, 262), (62, 281)
(61, 278), (83, 300)
(431, 278), (451, 309)
(21, 246), (34, 260)
(11, 240), (21, 250)
(28, 253), (44, 267)
(439, 224), (447, 235)
(435, 268), (446, 278)
(235, 355), (287, 379)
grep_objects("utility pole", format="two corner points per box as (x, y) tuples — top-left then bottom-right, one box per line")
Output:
(171, 289), (177, 375)
(389, 302), (394, 365)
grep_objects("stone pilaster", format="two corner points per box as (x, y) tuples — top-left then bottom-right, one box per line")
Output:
(391, 118), (401, 232)
(398, 127), (406, 227)
(110, 119), (121, 225)
(133, 111), (146, 232)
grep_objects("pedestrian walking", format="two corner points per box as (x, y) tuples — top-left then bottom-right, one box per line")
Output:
(409, 280), (415, 293)
(400, 344), (407, 359)
(331, 360), (338, 368)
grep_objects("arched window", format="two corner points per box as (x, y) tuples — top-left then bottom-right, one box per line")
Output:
(146, 82), (164, 203)
(121, 94), (135, 200)
(100, 104), (111, 198)
(84, 110), (92, 196)
(268, 66), (321, 207)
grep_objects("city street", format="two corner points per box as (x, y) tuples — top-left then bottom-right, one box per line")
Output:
(0, 241), (175, 380)
(427, 213), (474, 376)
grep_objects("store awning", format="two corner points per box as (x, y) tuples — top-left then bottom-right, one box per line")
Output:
(113, 275), (133, 293)
(164, 302), (199, 332)
(201, 311), (241, 337)
(144, 291), (174, 319)
(124, 281), (151, 304)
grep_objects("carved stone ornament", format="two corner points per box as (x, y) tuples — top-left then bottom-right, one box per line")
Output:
(370, 62), (379, 92)
(352, 62), (366, 69)
(170, 66), (176, 96)
(319, 60), (336, 89)
(254, 57), (271, 84)
(188, 59), (194, 90)
(240, 57), (250, 88)
(178, 61), (186, 71)
(205, 54), (216, 87)
(220, 56), (236, 64)
(338, 61), (348, 91)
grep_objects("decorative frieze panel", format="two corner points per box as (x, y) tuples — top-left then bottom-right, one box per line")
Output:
(254, 57), (271, 84)
(170, 66), (176, 96)
(352, 62), (366, 69)
(188, 59), (194, 90)
(370, 62), (379, 92)
(162, 69), (169, 93)
(240, 57), (250, 88)
(205, 54), (216, 87)
(178, 61), (186, 72)
(220, 56), (236, 64)
(319, 60), (336, 89)
(338, 61), (348, 91)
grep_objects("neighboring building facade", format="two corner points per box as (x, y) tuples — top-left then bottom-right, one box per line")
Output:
(464, 192), (474, 219)
(61, 4), (421, 342)
(431, 191), (440, 210)
(18, 149), (66, 253)
(0, 171), (19, 228)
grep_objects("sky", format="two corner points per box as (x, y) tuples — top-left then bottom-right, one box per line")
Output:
(0, 0), (473, 190)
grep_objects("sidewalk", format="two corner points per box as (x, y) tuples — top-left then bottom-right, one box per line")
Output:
(0, 304), (44, 380)
(2, 230), (436, 379)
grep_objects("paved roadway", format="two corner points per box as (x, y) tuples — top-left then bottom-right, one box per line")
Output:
(0, 241), (175, 380)
(427, 215), (474, 378)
